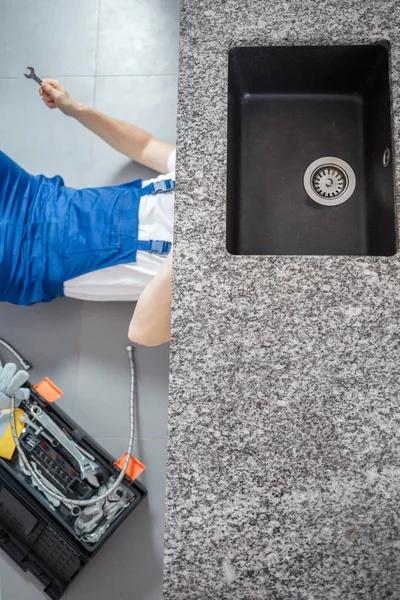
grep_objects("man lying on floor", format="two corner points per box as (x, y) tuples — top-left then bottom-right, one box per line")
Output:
(0, 80), (174, 346)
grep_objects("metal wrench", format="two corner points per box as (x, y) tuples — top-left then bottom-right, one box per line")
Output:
(17, 454), (60, 509)
(24, 67), (43, 85)
(19, 413), (58, 447)
(29, 405), (100, 487)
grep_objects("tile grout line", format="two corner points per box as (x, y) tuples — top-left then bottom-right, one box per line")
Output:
(88, 0), (102, 185)
(94, 0), (101, 81)
(94, 73), (179, 78)
(0, 74), (179, 80)
(70, 1), (100, 425)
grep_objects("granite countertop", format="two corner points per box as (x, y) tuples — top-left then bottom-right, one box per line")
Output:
(164, 1), (400, 598)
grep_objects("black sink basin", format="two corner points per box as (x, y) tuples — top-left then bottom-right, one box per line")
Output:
(226, 45), (396, 256)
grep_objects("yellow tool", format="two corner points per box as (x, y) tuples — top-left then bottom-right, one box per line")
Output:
(0, 409), (25, 460)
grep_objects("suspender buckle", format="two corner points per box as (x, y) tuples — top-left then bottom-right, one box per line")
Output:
(153, 179), (175, 193)
(149, 240), (172, 255)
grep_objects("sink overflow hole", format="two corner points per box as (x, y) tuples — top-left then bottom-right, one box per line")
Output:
(383, 148), (391, 167)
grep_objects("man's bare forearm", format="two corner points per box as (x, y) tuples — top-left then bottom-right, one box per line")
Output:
(128, 251), (173, 347)
(40, 79), (175, 172)
(72, 105), (174, 173)
(74, 104), (151, 159)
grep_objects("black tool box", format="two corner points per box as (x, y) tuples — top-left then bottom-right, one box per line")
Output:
(0, 383), (147, 599)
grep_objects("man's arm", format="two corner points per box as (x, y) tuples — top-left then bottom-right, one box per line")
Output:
(40, 79), (174, 174)
(128, 251), (173, 347)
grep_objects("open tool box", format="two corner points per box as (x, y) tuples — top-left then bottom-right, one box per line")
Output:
(0, 343), (147, 600)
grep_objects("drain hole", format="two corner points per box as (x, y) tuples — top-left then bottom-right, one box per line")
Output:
(312, 166), (347, 199)
(304, 157), (356, 207)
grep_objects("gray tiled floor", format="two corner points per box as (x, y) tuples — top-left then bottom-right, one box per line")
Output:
(0, 0), (99, 77)
(97, 0), (180, 76)
(0, 78), (96, 188)
(0, 1), (179, 598)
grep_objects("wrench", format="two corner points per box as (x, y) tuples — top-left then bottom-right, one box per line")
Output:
(19, 413), (58, 447)
(24, 67), (43, 85)
(29, 405), (100, 487)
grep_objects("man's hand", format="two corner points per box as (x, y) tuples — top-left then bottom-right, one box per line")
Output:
(39, 79), (83, 117)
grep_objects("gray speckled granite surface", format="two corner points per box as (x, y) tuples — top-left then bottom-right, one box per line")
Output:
(164, 1), (400, 598)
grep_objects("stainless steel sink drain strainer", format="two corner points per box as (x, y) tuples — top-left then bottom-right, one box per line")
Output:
(303, 157), (356, 206)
